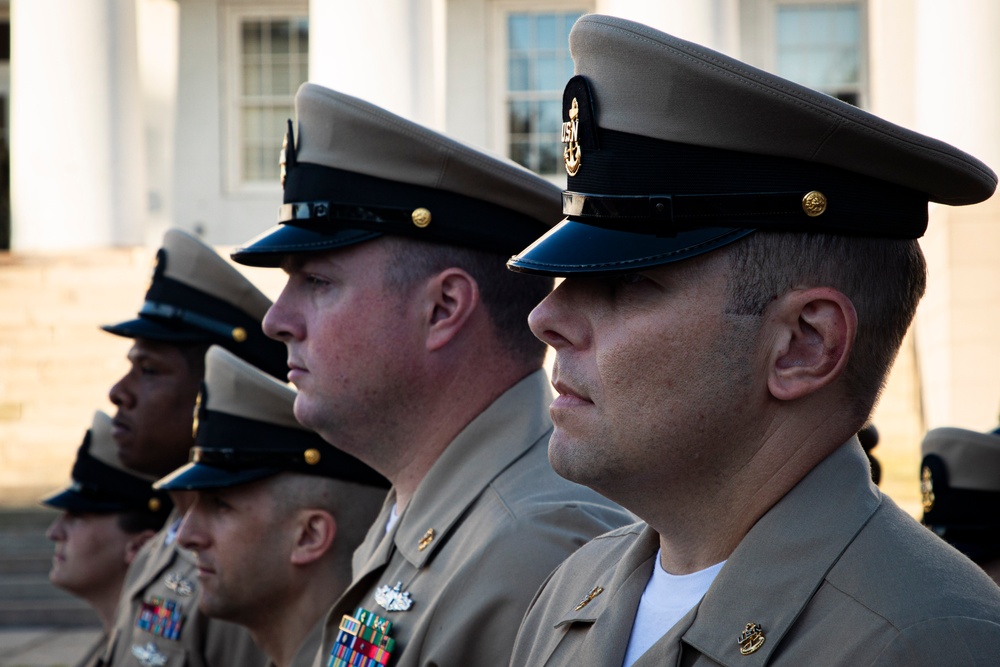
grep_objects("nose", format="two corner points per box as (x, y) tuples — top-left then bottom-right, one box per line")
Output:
(46, 514), (68, 542)
(176, 504), (207, 552)
(108, 371), (134, 409)
(263, 280), (303, 343)
(528, 278), (590, 351)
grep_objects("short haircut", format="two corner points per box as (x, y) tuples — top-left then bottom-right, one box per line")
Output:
(381, 237), (554, 367)
(176, 342), (210, 379)
(117, 508), (170, 535)
(724, 231), (927, 420)
(267, 473), (386, 580)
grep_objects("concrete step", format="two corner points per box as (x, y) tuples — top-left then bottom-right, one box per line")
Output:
(0, 573), (74, 600)
(0, 598), (100, 627)
(0, 554), (52, 575)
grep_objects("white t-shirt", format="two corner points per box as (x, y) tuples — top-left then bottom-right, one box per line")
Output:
(164, 518), (182, 546)
(621, 550), (725, 666)
(385, 503), (400, 534)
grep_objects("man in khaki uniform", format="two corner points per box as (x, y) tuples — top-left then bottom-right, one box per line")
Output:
(42, 411), (172, 667)
(921, 426), (1000, 584)
(155, 346), (389, 667)
(505, 15), (1000, 667)
(101, 229), (286, 667)
(230, 84), (633, 667)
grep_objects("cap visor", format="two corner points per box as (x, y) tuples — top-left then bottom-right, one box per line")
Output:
(101, 317), (215, 344)
(507, 219), (755, 276)
(40, 488), (134, 514)
(154, 462), (277, 491)
(232, 224), (384, 267)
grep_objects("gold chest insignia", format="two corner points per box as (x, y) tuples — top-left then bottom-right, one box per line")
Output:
(738, 622), (765, 655)
(374, 581), (414, 612)
(573, 585), (604, 611)
(562, 98), (582, 176)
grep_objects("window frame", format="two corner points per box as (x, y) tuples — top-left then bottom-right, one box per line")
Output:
(222, 4), (308, 194)
(489, 1), (592, 184)
(740, 0), (869, 108)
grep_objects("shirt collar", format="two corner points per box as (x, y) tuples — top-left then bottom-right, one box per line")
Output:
(392, 370), (554, 567)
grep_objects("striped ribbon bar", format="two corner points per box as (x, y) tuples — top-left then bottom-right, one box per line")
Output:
(329, 607), (397, 667)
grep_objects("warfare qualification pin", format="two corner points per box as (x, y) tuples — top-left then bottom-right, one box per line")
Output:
(374, 581), (413, 612)
(738, 622), (765, 655)
(164, 571), (194, 596)
(131, 642), (168, 667)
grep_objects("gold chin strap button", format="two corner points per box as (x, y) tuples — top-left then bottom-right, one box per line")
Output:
(304, 448), (321, 465)
(802, 190), (827, 217)
(738, 622), (765, 655)
(148, 497), (162, 512)
(412, 208), (432, 228)
(232, 327), (248, 343)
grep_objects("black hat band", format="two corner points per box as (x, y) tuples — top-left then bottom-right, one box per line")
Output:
(196, 407), (389, 488)
(280, 164), (547, 255)
(559, 73), (930, 238)
(564, 126), (929, 238)
(70, 436), (162, 505)
(143, 274), (285, 379)
(66, 480), (170, 514)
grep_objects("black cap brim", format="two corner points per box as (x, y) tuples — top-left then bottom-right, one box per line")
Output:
(101, 316), (216, 344)
(231, 223), (383, 268)
(154, 462), (278, 491)
(41, 488), (141, 514)
(507, 219), (755, 277)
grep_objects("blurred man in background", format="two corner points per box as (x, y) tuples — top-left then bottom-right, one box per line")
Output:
(100, 228), (285, 667)
(42, 410), (172, 667)
(156, 346), (388, 667)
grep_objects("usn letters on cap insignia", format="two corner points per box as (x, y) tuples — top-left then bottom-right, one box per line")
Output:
(562, 98), (582, 176)
(921, 465), (936, 512)
(279, 119), (297, 189)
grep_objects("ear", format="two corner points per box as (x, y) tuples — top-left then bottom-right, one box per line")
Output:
(124, 529), (157, 566)
(422, 268), (480, 352)
(766, 287), (856, 401)
(289, 510), (337, 567)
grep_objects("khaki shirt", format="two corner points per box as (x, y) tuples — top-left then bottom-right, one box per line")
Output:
(510, 438), (1000, 666)
(271, 620), (323, 667)
(314, 370), (633, 667)
(103, 516), (267, 667)
(76, 632), (107, 667)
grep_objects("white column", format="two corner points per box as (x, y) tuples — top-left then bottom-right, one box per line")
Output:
(911, 0), (1000, 429)
(136, 0), (180, 246)
(10, 0), (145, 250)
(309, 0), (447, 129)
